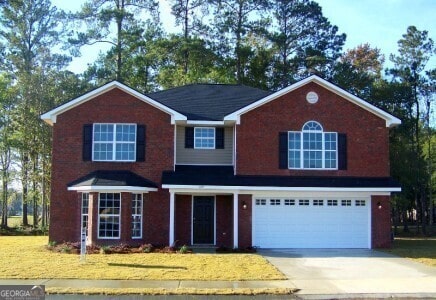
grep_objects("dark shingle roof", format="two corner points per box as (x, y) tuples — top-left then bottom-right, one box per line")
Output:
(68, 170), (158, 188)
(162, 165), (401, 189)
(147, 84), (272, 121)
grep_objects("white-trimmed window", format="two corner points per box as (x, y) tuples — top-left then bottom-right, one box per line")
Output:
(327, 199), (338, 206)
(93, 123), (136, 161)
(194, 127), (215, 149)
(270, 199), (281, 205)
(313, 199), (324, 206)
(98, 193), (121, 239)
(341, 199), (352, 206)
(284, 199), (295, 206)
(288, 121), (337, 169)
(256, 199), (266, 205)
(132, 194), (143, 238)
(299, 199), (309, 206)
(355, 200), (366, 206)
(81, 193), (89, 230)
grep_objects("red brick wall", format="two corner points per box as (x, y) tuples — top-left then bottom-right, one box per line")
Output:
(175, 195), (191, 246)
(372, 195), (392, 248)
(236, 82), (390, 177)
(238, 194), (252, 248)
(49, 88), (174, 244)
(216, 195), (233, 247)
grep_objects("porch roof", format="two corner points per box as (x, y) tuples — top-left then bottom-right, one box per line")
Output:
(161, 165), (401, 192)
(68, 170), (158, 192)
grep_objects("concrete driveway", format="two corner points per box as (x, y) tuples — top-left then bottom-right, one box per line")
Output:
(259, 249), (436, 297)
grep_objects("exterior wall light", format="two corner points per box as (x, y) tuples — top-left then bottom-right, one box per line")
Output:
(242, 201), (247, 210)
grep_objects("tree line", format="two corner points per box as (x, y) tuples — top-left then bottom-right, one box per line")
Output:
(0, 0), (434, 234)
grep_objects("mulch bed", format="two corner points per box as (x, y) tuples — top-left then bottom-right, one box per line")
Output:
(47, 242), (192, 254)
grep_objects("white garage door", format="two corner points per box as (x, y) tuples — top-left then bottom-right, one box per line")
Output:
(253, 198), (370, 248)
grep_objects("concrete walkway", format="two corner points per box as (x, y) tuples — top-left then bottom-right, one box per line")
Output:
(260, 249), (436, 298)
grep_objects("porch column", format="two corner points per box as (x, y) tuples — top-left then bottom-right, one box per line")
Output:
(169, 191), (175, 246)
(233, 193), (239, 248)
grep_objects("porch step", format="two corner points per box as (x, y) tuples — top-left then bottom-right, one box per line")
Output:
(190, 245), (217, 254)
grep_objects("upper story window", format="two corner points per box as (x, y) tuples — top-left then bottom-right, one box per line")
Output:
(288, 121), (337, 169)
(93, 124), (136, 161)
(194, 127), (215, 149)
(185, 127), (224, 150)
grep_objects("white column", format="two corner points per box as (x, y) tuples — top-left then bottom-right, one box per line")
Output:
(233, 193), (239, 248)
(169, 191), (175, 246)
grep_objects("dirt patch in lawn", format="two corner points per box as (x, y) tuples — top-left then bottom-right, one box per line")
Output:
(0, 236), (285, 281)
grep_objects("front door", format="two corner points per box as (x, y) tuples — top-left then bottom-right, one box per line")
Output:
(193, 196), (214, 244)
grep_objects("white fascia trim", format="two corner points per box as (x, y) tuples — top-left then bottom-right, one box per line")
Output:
(186, 120), (226, 125)
(224, 75), (401, 128)
(41, 81), (187, 125)
(162, 184), (401, 193)
(68, 185), (158, 192)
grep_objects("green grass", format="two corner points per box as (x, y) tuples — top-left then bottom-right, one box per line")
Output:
(6, 215), (34, 228)
(385, 237), (436, 267)
(393, 225), (436, 237)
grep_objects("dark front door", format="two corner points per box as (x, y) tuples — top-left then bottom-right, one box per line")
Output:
(193, 196), (214, 244)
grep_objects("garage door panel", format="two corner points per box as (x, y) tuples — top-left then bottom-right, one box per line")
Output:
(253, 198), (370, 248)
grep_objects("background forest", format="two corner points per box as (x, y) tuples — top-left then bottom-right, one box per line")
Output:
(0, 0), (434, 234)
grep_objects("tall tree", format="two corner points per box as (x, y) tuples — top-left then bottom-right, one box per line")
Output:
(154, 34), (221, 88)
(210, 0), (269, 84)
(0, 0), (69, 226)
(170, 0), (209, 74)
(389, 26), (435, 233)
(268, 0), (346, 89)
(70, 0), (159, 82)
(0, 75), (15, 229)
(333, 43), (384, 99)
(83, 20), (164, 92)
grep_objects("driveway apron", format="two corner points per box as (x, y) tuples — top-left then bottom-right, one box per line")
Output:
(259, 249), (436, 296)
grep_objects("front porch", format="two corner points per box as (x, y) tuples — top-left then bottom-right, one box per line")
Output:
(169, 192), (252, 249)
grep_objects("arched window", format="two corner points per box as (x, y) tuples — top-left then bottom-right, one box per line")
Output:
(288, 121), (337, 169)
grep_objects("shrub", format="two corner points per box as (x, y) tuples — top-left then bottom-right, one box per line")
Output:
(100, 246), (111, 254)
(141, 243), (154, 253)
(179, 244), (189, 254)
(47, 241), (57, 248)
(60, 245), (72, 254)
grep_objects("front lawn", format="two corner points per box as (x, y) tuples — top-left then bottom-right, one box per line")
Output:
(384, 237), (436, 267)
(0, 236), (285, 281)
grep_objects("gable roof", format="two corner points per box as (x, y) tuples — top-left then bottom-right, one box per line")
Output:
(224, 75), (402, 128)
(41, 76), (401, 127)
(147, 84), (272, 121)
(41, 81), (187, 125)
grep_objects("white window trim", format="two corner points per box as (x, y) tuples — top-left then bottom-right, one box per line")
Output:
(288, 121), (338, 170)
(81, 193), (89, 231)
(98, 193), (121, 239)
(132, 193), (143, 239)
(92, 123), (137, 162)
(194, 127), (216, 149)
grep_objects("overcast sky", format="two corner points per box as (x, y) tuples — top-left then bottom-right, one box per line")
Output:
(51, 0), (435, 74)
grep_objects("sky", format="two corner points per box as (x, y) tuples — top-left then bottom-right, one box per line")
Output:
(51, 0), (435, 74)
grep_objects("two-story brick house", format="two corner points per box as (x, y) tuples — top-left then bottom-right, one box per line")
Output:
(41, 75), (401, 249)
